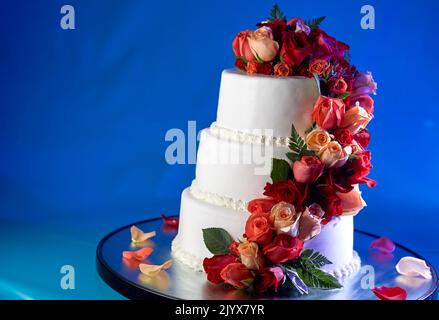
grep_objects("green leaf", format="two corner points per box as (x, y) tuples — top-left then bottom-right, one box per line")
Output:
(202, 228), (234, 255)
(299, 249), (333, 269)
(336, 92), (350, 100)
(296, 267), (342, 289)
(268, 4), (286, 21)
(271, 158), (292, 183)
(304, 123), (317, 135)
(304, 16), (326, 30)
(288, 124), (308, 162)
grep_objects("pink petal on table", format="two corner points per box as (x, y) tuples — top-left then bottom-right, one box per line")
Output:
(369, 237), (395, 253)
(396, 256), (432, 279)
(372, 286), (407, 300)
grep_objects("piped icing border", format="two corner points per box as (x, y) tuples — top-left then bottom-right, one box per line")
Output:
(189, 180), (248, 212)
(171, 237), (361, 279)
(210, 122), (290, 147)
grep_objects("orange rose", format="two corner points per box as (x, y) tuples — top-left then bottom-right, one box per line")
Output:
(309, 59), (330, 76)
(248, 27), (279, 62)
(340, 103), (373, 133)
(318, 141), (347, 167)
(312, 96), (346, 130)
(269, 202), (300, 233)
(305, 128), (331, 151)
(237, 240), (261, 270)
(273, 62), (293, 76)
(244, 212), (274, 245)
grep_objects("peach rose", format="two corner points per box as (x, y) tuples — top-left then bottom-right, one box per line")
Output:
(305, 128), (331, 151)
(336, 185), (366, 216)
(232, 30), (255, 61)
(309, 59), (330, 76)
(269, 202), (301, 234)
(340, 103), (373, 133)
(318, 141), (347, 167)
(248, 27), (279, 62)
(311, 96), (346, 130)
(237, 240), (260, 270)
(298, 208), (322, 241)
(274, 62), (293, 76)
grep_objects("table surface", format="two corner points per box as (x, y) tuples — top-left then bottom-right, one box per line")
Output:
(0, 215), (438, 300)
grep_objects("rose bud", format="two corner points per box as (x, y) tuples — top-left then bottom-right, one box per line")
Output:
(269, 202), (300, 234)
(247, 197), (278, 214)
(305, 128), (331, 151)
(292, 156), (324, 184)
(311, 96), (346, 130)
(232, 30), (255, 61)
(336, 185), (366, 216)
(220, 263), (254, 289)
(273, 62), (293, 76)
(203, 255), (237, 284)
(248, 27), (279, 62)
(340, 102), (373, 133)
(237, 240), (262, 270)
(262, 234), (304, 264)
(350, 95), (374, 114)
(334, 128), (353, 145)
(244, 212), (274, 245)
(309, 59), (330, 76)
(328, 77), (348, 96)
(318, 141), (347, 167)
(353, 128), (371, 149)
(234, 58), (247, 71)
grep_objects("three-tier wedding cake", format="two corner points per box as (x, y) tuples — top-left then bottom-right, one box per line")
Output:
(172, 7), (377, 293)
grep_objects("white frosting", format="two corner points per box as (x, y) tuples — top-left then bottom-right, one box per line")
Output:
(173, 188), (357, 277)
(216, 70), (319, 137)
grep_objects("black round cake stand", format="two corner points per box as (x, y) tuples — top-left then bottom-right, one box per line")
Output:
(96, 217), (438, 300)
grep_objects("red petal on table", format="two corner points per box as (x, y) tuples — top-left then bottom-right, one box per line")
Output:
(372, 286), (407, 300)
(369, 237), (395, 253)
(161, 214), (179, 227)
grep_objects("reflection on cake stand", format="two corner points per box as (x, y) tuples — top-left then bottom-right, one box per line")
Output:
(96, 217), (438, 300)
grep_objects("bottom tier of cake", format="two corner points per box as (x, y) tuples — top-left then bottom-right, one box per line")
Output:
(172, 187), (361, 279)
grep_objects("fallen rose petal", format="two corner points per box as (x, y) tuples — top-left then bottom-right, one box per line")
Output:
(161, 214), (179, 227)
(369, 237), (395, 253)
(122, 247), (154, 261)
(372, 286), (407, 300)
(139, 259), (173, 277)
(396, 256), (432, 279)
(130, 225), (156, 243)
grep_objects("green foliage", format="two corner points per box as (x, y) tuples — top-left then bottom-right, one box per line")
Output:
(296, 267), (342, 289)
(271, 158), (292, 183)
(287, 124), (309, 162)
(202, 228), (233, 255)
(298, 249), (333, 269)
(304, 16), (326, 30)
(268, 4), (286, 21)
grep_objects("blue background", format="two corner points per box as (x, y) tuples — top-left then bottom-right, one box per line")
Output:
(1, 0), (438, 299)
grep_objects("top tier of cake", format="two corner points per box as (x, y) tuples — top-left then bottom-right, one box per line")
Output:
(216, 69), (320, 137)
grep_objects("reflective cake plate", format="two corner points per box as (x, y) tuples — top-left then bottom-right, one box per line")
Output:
(96, 217), (438, 300)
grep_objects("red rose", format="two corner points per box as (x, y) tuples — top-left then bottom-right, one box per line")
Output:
(232, 30), (255, 61)
(350, 95), (374, 114)
(354, 128), (371, 149)
(247, 198), (278, 214)
(311, 96), (346, 130)
(262, 234), (304, 264)
(273, 62), (293, 76)
(343, 150), (377, 187)
(244, 212), (274, 245)
(246, 61), (273, 75)
(292, 156), (324, 184)
(253, 270), (275, 293)
(234, 58), (247, 71)
(257, 19), (287, 43)
(228, 241), (240, 257)
(203, 255), (237, 284)
(263, 180), (309, 210)
(334, 128), (353, 145)
(220, 263), (254, 289)
(280, 30), (312, 66)
(328, 77), (348, 96)
(310, 29), (349, 59)
(312, 185), (343, 223)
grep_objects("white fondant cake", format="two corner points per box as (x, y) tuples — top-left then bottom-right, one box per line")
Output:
(172, 69), (360, 278)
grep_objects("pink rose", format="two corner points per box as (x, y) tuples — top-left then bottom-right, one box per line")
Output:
(248, 27), (279, 62)
(351, 71), (377, 99)
(336, 186), (366, 216)
(340, 104), (373, 133)
(232, 30), (255, 62)
(292, 156), (324, 184)
(220, 263), (254, 289)
(350, 95), (374, 114)
(262, 234), (304, 264)
(311, 96), (346, 130)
